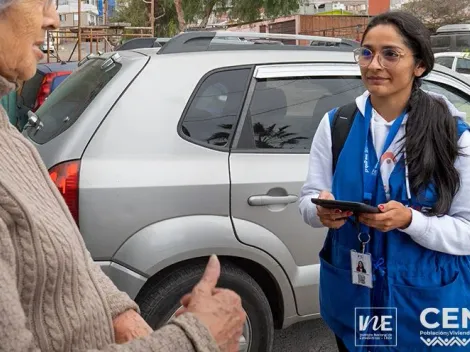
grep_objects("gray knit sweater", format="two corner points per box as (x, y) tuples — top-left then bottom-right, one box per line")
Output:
(0, 76), (218, 351)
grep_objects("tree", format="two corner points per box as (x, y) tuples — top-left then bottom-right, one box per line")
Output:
(183, 0), (223, 28)
(112, 0), (302, 37)
(111, 0), (179, 37)
(180, 0), (300, 32)
(111, 0), (148, 27)
(174, 0), (186, 31)
(401, 0), (470, 31)
(231, 0), (300, 23)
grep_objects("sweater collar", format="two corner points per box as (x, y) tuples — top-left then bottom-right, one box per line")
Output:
(0, 75), (16, 99)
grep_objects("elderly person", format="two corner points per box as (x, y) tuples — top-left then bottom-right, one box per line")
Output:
(0, 0), (245, 351)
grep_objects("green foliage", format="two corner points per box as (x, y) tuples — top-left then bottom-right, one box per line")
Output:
(111, 0), (179, 37)
(111, 0), (302, 37)
(231, 0), (300, 22)
(316, 9), (353, 16)
(111, 0), (148, 27)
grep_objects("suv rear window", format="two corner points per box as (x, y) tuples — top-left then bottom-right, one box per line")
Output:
(21, 72), (44, 109)
(28, 57), (121, 144)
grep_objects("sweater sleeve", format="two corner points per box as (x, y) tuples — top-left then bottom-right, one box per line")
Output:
(298, 112), (333, 228)
(85, 251), (141, 319)
(399, 130), (470, 255)
(0, 218), (218, 352)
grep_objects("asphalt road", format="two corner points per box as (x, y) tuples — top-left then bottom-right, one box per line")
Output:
(273, 318), (337, 352)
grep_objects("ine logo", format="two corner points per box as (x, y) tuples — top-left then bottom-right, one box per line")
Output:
(355, 307), (397, 347)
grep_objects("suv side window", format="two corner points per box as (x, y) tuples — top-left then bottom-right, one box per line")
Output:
(456, 35), (470, 51)
(422, 81), (470, 122)
(180, 68), (251, 149)
(236, 76), (365, 152)
(431, 35), (451, 51)
(435, 56), (454, 69)
(456, 57), (470, 75)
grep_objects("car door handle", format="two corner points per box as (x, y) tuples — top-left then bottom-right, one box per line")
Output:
(248, 195), (298, 206)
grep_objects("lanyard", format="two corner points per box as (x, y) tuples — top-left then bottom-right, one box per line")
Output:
(363, 97), (407, 203)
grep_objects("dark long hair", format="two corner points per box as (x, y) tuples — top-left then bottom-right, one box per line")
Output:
(361, 11), (463, 215)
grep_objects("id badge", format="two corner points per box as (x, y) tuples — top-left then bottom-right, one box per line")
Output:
(351, 250), (373, 288)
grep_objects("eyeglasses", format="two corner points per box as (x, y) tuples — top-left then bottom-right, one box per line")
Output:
(353, 47), (406, 69)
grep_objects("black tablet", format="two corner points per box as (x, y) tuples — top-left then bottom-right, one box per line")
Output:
(311, 198), (380, 214)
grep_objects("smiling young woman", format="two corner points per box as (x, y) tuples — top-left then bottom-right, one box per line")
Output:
(299, 11), (470, 352)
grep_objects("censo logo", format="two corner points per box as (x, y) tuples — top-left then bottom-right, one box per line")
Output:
(420, 308), (470, 347)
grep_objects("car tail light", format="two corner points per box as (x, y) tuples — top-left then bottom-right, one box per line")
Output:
(49, 160), (80, 225)
(34, 71), (71, 111)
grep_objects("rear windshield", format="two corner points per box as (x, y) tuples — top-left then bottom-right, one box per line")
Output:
(28, 57), (121, 144)
(21, 72), (44, 109)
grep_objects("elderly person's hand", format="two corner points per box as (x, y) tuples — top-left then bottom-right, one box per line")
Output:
(176, 255), (246, 352)
(112, 309), (153, 344)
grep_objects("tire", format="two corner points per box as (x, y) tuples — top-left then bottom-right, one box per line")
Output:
(137, 259), (274, 352)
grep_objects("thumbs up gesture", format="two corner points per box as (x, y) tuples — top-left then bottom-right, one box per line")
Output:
(177, 255), (246, 352)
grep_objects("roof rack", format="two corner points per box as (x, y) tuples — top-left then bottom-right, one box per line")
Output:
(157, 31), (352, 55)
(436, 23), (470, 34)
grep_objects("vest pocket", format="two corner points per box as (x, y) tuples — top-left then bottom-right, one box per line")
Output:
(389, 271), (465, 348)
(319, 246), (370, 337)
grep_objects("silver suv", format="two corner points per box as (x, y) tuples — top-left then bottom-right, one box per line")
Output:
(23, 31), (470, 351)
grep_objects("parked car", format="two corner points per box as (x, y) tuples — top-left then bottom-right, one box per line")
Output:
(16, 61), (77, 130)
(435, 52), (470, 78)
(310, 37), (360, 48)
(40, 42), (55, 53)
(40, 31), (56, 53)
(431, 24), (470, 53)
(22, 31), (470, 351)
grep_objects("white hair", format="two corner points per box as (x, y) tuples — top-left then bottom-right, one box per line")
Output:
(0, 0), (16, 12)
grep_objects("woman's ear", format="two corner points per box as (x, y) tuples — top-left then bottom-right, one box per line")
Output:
(414, 61), (426, 78)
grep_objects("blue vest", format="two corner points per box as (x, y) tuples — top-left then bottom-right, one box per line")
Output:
(319, 107), (470, 351)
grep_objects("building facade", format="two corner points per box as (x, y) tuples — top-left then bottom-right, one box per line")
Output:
(368, 0), (391, 15)
(57, 1), (99, 26)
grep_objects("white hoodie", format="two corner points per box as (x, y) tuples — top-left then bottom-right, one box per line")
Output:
(298, 90), (470, 255)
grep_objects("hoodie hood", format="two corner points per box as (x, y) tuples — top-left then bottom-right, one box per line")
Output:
(355, 89), (467, 122)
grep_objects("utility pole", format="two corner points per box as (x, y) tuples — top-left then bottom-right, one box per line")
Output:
(78, 0), (81, 60)
(150, 0), (155, 36)
(104, 0), (107, 24)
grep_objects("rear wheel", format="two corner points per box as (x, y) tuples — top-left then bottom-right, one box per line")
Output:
(137, 260), (274, 352)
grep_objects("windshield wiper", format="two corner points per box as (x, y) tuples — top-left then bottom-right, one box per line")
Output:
(24, 110), (44, 134)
